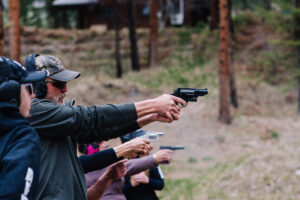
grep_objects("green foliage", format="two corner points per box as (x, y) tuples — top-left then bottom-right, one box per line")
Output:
(127, 52), (214, 91)
(159, 178), (198, 200)
(19, 0), (53, 28)
(231, 0), (264, 10)
(202, 156), (213, 162)
(233, 13), (254, 28)
(188, 157), (198, 163)
(191, 21), (209, 34)
(255, 6), (294, 33)
(269, 130), (279, 139)
(232, 2), (300, 86)
(178, 30), (191, 45)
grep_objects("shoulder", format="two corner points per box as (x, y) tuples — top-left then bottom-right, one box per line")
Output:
(30, 98), (74, 116)
(1, 123), (40, 160)
(12, 123), (40, 145)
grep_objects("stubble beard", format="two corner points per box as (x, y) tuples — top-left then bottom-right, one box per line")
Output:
(52, 93), (67, 104)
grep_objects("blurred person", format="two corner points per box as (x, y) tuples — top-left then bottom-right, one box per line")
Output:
(123, 168), (164, 200)
(122, 129), (166, 200)
(78, 137), (154, 178)
(0, 57), (48, 200)
(24, 54), (186, 200)
(79, 139), (151, 200)
(84, 141), (173, 200)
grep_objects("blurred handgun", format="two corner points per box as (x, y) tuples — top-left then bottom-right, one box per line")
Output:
(140, 131), (164, 141)
(160, 146), (185, 151)
(171, 88), (208, 107)
(159, 146), (184, 164)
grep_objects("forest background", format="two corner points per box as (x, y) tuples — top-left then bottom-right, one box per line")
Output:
(2, 0), (300, 199)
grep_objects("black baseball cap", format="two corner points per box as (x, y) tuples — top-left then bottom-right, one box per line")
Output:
(34, 55), (80, 82)
(0, 56), (48, 84)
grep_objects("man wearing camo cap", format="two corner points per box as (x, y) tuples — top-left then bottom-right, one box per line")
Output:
(25, 54), (185, 200)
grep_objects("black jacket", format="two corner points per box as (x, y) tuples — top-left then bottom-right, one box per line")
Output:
(0, 102), (40, 200)
(28, 98), (140, 200)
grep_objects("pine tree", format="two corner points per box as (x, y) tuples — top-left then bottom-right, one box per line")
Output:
(149, 0), (158, 67)
(128, 0), (140, 71)
(295, 0), (300, 113)
(114, 0), (122, 78)
(0, 0), (4, 56)
(9, 0), (21, 62)
(219, 0), (231, 124)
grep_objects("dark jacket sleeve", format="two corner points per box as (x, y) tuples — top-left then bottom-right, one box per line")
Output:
(144, 167), (164, 190)
(77, 120), (140, 143)
(123, 167), (164, 196)
(28, 99), (139, 140)
(0, 126), (40, 200)
(78, 148), (119, 173)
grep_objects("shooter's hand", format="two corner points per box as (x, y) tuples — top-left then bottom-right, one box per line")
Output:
(133, 171), (149, 184)
(154, 149), (173, 164)
(101, 159), (127, 181)
(114, 138), (153, 159)
(154, 94), (185, 121)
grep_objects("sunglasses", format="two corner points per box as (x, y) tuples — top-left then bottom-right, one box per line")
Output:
(24, 83), (33, 95)
(45, 80), (67, 89)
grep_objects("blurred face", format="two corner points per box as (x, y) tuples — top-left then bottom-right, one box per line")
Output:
(45, 78), (67, 104)
(99, 141), (110, 151)
(19, 84), (35, 117)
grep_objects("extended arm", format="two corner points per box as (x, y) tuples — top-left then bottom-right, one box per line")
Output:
(79, 148), (118, 173)
(29, 99), (138, 138)
(134, 94), (185, 121)
(80, 138), (152, 173)
(29, 94), (185, 140)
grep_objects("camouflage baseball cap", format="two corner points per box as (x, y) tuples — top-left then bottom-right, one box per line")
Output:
(35, 55), (80, 82)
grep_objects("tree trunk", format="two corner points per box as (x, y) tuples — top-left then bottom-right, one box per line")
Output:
(228, 0), (238, 108)
(149, 0), (158, 67)
(219, 0), (231, 124)
(128, 0), (140, 71)
(9, 0), (20, 62)
(210, 0), (219, 30)
(0, 0), (4, 56)
(295, 0), (300, 113)
(114, 0), (122, 78)
(263, 0), (271, 10)
(299, 87), (300, 113)
(228, 39), (238, 108)
(242, 0), (248, 10)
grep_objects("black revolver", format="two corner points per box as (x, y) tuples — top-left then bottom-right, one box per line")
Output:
(171, 88), (208, 107)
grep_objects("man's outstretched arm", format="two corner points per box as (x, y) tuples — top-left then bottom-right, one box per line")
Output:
(134, 94), (185, 121)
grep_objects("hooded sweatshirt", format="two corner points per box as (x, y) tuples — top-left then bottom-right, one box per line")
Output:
(0, 102), (40, 200)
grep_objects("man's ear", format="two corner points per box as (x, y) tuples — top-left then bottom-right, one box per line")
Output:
(32, 81), (47, 99)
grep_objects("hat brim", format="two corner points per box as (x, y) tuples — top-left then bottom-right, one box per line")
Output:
(49, 70), (80, 82)
(21, 71), (48, 83)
